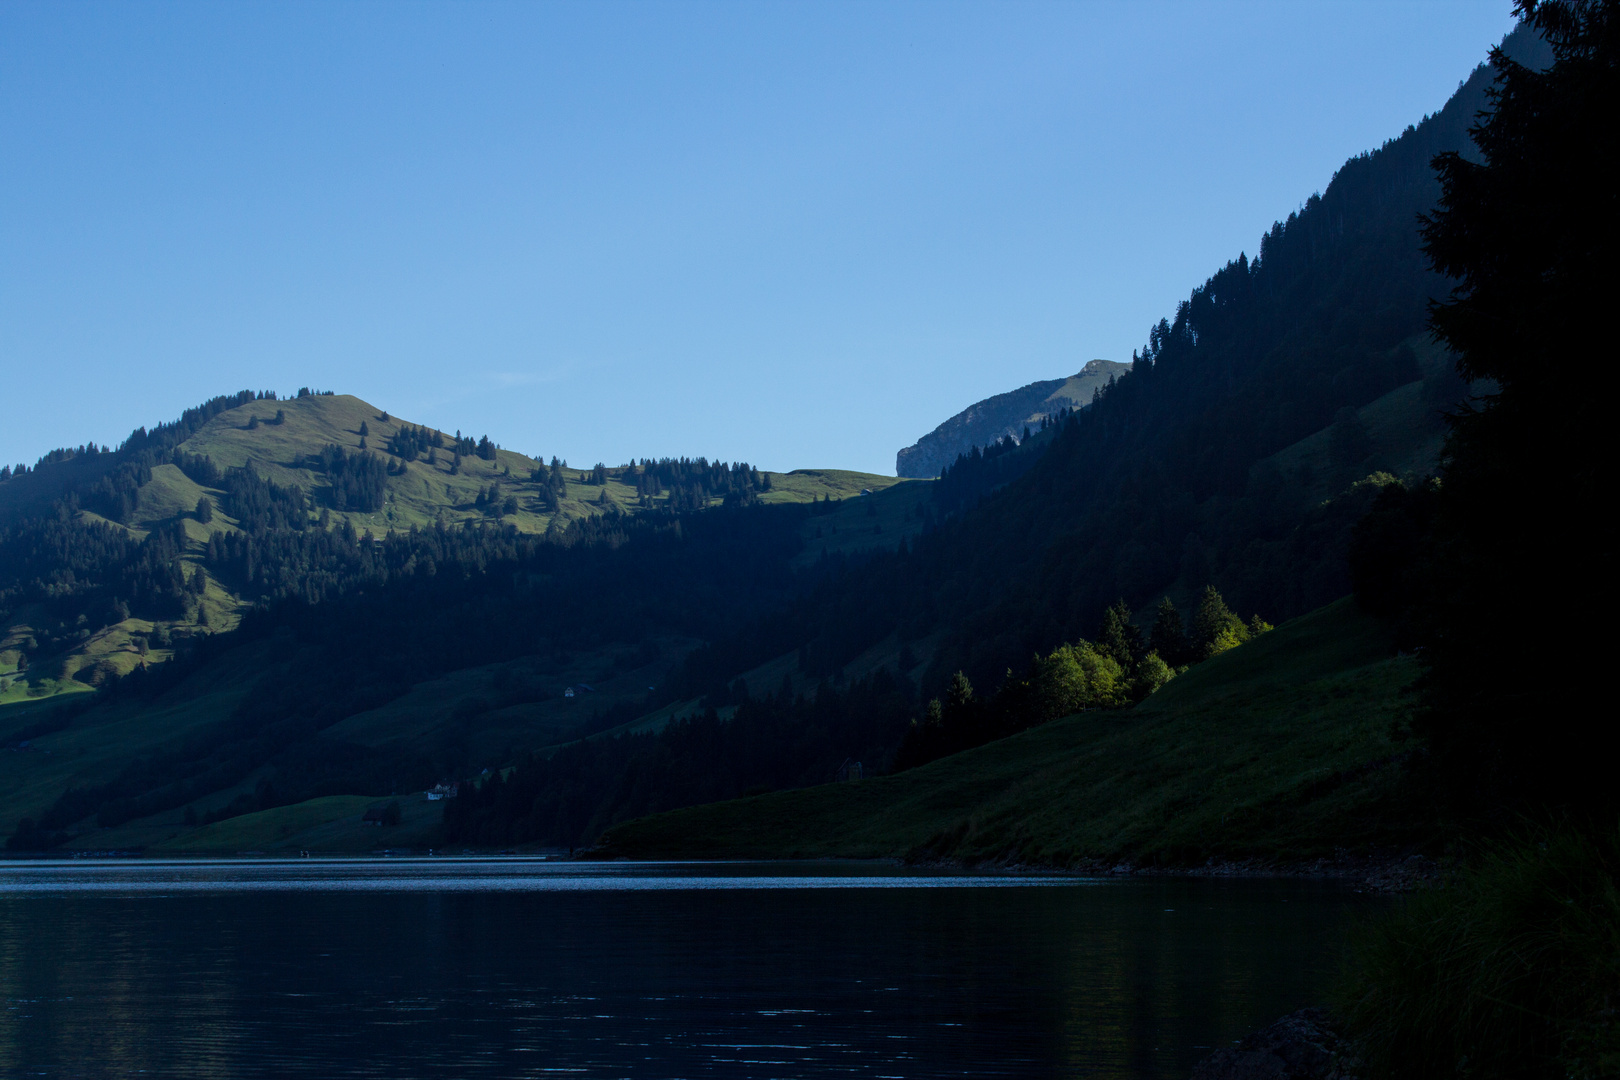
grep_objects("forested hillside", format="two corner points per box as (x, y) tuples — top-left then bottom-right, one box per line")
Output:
(666, 27), (1546, 704)
(0, 389), (902, 701)
(0, 387), (928, 849)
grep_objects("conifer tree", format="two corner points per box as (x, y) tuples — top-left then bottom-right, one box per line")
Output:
(1099, 600), (1143, 669)
(1190, 585), (1247, 659)
(1149, 598), (1189, 667)
(1413, 0), (1616, 813)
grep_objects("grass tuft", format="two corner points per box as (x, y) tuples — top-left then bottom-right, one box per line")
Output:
(1338, 823), (1620, 1079)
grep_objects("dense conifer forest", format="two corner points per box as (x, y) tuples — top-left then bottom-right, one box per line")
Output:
(632, 37), (1526, 712)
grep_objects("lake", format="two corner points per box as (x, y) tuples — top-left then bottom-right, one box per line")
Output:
(0, 859), (1376, 1078)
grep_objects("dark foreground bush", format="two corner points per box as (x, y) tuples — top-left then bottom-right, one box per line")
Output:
(1339, 825), (1620, 1079)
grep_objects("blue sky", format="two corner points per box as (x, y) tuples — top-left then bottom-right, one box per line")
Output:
(1, 1), (1516, 475)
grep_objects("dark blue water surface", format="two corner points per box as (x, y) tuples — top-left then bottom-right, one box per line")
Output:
(0, 859), (1376, 1078)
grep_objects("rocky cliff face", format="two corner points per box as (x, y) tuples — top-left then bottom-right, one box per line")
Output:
(895, 359), (1129, 478)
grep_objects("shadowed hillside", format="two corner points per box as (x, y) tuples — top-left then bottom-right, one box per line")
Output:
(599, 599), (1421, 865)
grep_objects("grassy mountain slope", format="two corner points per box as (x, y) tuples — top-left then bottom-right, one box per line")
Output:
(599, 599), (1421, 865)
(789, 478), (934, 569)
(144, 795), (445, 854)
(22, 641), (674, 854)
(126, 393), (906, 537)
(0, 391), (912, 703)
(8, 616), (698, 853)
(0, 640), (266, 840)
(180, 393), (558, 534)
(1255, 334), (1463, 505)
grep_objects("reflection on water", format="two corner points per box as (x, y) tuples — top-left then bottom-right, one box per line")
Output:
(0, 859), (1376, 1078)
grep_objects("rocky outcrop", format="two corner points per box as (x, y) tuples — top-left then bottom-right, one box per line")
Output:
(1190, 1009), (1360, 1080)
(895, 359), (1129, 478)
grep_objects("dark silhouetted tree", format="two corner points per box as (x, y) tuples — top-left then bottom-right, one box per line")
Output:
(1413, 0), (1616, 816)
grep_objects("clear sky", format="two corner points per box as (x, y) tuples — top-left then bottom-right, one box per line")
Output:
(2, 1), (1517, 476)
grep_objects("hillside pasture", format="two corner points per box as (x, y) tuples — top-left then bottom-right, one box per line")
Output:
(600, 599), (1422, 866)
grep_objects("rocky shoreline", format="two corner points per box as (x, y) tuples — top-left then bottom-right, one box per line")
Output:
(1191, 1009), (1362, 1080)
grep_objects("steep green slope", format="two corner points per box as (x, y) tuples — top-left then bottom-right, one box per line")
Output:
(599, 599), (1422, 865)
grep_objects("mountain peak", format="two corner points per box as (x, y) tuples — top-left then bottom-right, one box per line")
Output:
(895, 359), (1129, 478)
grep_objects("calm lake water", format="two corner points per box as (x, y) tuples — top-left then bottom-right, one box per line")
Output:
(0, 859), (1376, 1079)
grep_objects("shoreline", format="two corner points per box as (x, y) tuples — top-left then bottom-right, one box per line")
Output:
(893, 848), (1444, 893)
(4, 848), (1446, 893)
